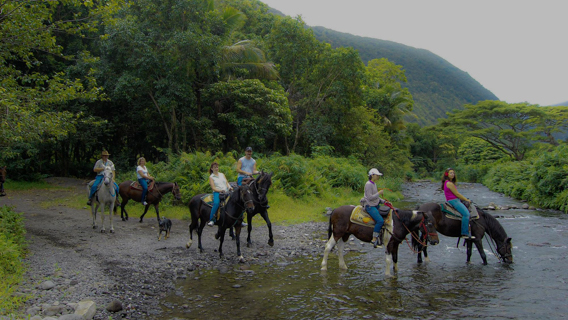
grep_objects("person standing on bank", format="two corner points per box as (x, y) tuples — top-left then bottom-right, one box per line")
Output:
(136, 157), (154, 206)
(208, 162), (233, 227)
(363, 168), (390, 247)
(442, 168), (474, 239)
(236, 147), (258, 186)
(87, 150), (119, 206)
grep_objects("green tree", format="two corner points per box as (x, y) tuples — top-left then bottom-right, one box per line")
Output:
(439, 101), (550, 161)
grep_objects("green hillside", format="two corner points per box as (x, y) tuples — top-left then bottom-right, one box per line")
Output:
(310, 26), (498, 125)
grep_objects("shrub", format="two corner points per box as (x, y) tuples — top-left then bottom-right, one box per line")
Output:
(0, 206), (27, 315)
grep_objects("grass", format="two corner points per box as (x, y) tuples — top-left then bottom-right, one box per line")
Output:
(4, 179), (66, 191)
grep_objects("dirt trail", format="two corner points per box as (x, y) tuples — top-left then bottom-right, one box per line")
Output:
(1, 178), (326, 319)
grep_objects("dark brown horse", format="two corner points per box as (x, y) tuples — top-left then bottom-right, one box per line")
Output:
(118, 181), (181, 222)
(0, 166), (6, 196)
(416, 202), (513, 265)
(186, 184), (255, 262)
(321, 205), (439, 276)
(242, 172), (274, 247)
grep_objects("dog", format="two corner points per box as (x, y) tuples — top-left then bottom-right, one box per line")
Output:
(158, 217), (172, 240)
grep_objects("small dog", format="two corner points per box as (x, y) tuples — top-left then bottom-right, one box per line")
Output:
(158, 217), (172, 240)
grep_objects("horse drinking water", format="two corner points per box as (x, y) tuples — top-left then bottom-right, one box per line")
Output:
(118, 181), (181, 222)
(321, 205), (439, 276)
(88, 166), (117, 233)
(416, 202), (513, 265)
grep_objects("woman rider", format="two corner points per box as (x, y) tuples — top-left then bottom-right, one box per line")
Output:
(207, 162), (233, 227)
(442, 168), (475, 239)
(136, 157), (154, 206)
(363, 168), (391, 247)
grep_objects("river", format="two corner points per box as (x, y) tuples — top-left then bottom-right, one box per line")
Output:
(161, 182), (568, 319)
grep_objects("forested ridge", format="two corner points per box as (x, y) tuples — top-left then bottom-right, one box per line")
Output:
(2, 0), (568, 215)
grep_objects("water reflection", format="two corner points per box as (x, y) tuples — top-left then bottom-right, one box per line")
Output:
(163, 184), (568, 320)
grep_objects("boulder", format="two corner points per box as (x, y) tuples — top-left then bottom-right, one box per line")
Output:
(106, 300), (123, 313)
(75, 300), (96, 320)
(39, 280), (56, 290)
(522, 204), (529, 209)
(59, 314), (84, 320)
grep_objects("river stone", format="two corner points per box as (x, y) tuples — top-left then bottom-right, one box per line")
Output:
(26, 306), (40, 316)
(522, 204), (529, 209)
(43, 317), (58, 320)
(44, 305), (65, 316)
(59, 314), (84, 320)
(75, 300), (96, 320)
(106, 300), (123, 312)
(29, 316), (42, 320)
(40, 280), (56, 290)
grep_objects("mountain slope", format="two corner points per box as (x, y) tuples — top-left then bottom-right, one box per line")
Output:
(310, 26), (498, 125)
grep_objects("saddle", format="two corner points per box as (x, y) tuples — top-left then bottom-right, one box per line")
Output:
(441, 202), (479, 221)
(129, 180), (155, 191)
(201, 193), (231, 220)
(350, 205), (393, 228)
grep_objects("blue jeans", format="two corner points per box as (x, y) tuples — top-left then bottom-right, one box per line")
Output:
(237, 176), (245, 186)
(365, 205), (385, 233)
(209, 192), (220, 222)
(138, 178), (148, 203)
(449, 199), (470, 235)
(89, 175), (119, 199)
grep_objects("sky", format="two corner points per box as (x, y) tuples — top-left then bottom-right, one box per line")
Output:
(260, 0), (567, 106)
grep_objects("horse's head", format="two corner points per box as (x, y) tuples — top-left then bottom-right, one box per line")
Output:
(420, 211), (439, 245)
(255, 171), (272, 203)
(102, 166), (113, 185)
(0, 166), (6, 183)
(238, 184), (255, 214)
(172, 182), (182, 201)
(497, 237), (513, 264)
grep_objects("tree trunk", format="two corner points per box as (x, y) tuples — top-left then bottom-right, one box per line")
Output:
(149, 92), (173, 151)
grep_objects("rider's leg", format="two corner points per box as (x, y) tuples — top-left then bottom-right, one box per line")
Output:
(208, 192), (220, 226)
(88, 175), (103, 204)
(365, 205), (384, 246)
(138, 178), (148, 205)
(449, 199), (473, 238)
(237, 176), (244, 186)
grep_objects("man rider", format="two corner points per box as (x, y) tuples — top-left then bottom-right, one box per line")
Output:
(87, 150), (119, 206)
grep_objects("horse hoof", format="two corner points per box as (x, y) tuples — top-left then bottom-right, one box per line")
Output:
(122, 218), (126, 221)
(247, 242), (251, 248)
(110, 230), (114, 234)
(139, 219), (143, 223)
(268, 239), (274, 247)
(238, 256), (246, 263)
(215, 233), (219, 240)
(186, 242), (192, 249)
(100, 230), (105, 233)
(92, 226), (96, 229)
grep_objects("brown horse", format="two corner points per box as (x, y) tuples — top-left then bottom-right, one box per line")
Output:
(416, 202), (513, 265)
(0, 166), (6, 196)
(186, 184), (255, 262)
(321, 205), (439, 276)
(118, 181), (181, 222)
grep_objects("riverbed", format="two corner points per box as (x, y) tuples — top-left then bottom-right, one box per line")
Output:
(162, 181), (568, 320)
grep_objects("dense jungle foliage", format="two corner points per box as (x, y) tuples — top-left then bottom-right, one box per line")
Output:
(1, 0), (568, 212)
(0, 206), (27, 314)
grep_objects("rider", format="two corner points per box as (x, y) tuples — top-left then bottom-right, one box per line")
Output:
(442, 168), (474, 239)
(208, 162), (233, 227)
(362, 168), (390, 248)
(136, 157), (154, 206)
(87, 150), (119, 206)
(236, 146), (258, 186)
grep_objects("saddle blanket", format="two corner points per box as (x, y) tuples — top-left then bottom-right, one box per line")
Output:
(350, 205), (393, 228)
(129, 180), (155, 191)
(441, 202), (479, 221)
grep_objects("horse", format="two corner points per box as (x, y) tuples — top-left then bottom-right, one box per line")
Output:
(186, 184), (255, 262)
(88, 166), (117, 233)
(242, 172), (274, 247)
(0, 166), (6, 196)
(118, 180), (181, 222)
(416, 202), (513, 265)
(321, 205), (439, 276)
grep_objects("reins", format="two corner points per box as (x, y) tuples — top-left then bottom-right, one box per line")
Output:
(384, 201), (431, 253)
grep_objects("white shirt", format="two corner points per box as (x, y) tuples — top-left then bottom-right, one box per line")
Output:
(137, 165), (148, 180)
(210, 172), (229, 192)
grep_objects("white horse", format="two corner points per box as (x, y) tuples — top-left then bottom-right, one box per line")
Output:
(88, 166), (116, 233)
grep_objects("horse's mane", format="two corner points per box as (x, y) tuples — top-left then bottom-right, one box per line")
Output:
(395, 209), (414, 225)
(478, 207), (508, 239)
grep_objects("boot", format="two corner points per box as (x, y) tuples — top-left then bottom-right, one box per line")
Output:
(87, 198), (92, 206)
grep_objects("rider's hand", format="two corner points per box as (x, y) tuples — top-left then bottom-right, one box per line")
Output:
(378, 190), (384, 196)
(385, 201), (392, 206)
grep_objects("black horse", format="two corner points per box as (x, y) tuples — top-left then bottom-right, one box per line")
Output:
(415, 202), (513, 265)
(321, 205), (439, 276)
(186, 184), (255, 262)
(0, 166), (6, 196)
(242, 172), (274, 247)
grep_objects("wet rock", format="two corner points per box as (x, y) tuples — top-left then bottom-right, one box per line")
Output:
(529, 206), (536, 210)
(522, 204), (529, 209)
(44, 305), (64, 316)
(106, 300), (123, 312)
(26, 306), (41, 317)
(59, 314), (83, 320)
(40, 280), (56, 290)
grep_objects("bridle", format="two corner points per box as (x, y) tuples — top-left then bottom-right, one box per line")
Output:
(385, 202), (436, 252)
(248, 176), (270, 207)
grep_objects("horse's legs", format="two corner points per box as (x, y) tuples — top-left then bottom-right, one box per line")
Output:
(139, 204), (151, 223)
(218, 227), (226, 258)
(391, 242), (400, 273)
(155, 204), (160, 222)
(321, 236), (337, 271)
(121, 198), (129, 221)
(235, 226), (245, 263)
(91, 204), (98, 229)
(246, 214), (253, 247)
(474, 240), (488, 265)
(109, 202), (114, 233)
(258, 210), (274, 247)
(337, 238), (348, 270)
(466, 240), (473, 263)
(100, 205), (106, 233)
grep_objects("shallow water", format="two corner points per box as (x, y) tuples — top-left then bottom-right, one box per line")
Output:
(162, 183), (568, 319)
